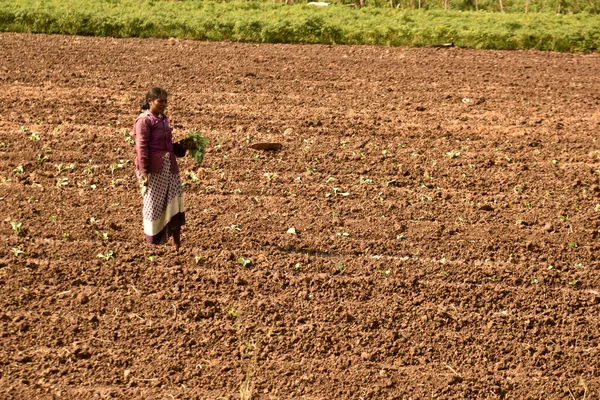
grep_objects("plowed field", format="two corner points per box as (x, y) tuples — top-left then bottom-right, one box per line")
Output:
(1, 32), (600, 399)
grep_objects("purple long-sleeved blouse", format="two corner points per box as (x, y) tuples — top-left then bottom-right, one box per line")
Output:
(134, 110), (179, 175)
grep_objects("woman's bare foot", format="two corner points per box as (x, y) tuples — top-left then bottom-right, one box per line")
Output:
(172, 230), (181, 250)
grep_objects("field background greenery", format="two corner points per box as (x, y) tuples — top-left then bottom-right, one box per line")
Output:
(0, 0), (599, 51)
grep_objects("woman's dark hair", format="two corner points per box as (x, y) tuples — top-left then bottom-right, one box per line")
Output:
(141, 87), (168, 110)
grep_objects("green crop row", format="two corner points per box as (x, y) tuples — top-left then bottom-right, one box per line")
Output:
(1, 0), (599, 52)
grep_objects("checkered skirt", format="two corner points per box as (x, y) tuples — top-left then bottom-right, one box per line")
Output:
(140, 153), (185, 244)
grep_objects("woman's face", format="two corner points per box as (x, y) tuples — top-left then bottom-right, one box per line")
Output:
(149, 95), (167, 115)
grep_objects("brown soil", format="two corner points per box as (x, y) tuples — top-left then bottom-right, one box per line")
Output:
(1, 32), (600, 399)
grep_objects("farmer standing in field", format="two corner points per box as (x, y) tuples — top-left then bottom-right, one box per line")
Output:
(134, 87), (191, 249)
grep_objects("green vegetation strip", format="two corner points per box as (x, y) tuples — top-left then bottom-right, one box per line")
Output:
(1, 0), (599, 51)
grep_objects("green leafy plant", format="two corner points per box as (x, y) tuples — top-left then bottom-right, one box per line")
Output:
(11, 248), (24, 257)
(84, 163), (98, 175)
(237, 257), (252, 267)
(185, 170), (199, 182)
(95, 231), (109, 241)
(227, 224), (242, 232)
(122, 129), (134, 146)
(332, 187), (350, 196)
(98, 250), (115, 261)
(336, 263), (346, 274)
(109, 162), (126, 174)
(10, 221), (23, 236)
(56, 177), (69, 187)
(2, 1), (600, 52)
(186, 131), (209, 164)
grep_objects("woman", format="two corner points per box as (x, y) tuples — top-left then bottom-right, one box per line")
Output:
(134, 87), (189, 248)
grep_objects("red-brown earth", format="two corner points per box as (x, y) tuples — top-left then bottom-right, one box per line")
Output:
(1, 32), (600, 399)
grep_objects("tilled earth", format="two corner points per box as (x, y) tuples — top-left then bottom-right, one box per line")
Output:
(1, 32), (600, 399)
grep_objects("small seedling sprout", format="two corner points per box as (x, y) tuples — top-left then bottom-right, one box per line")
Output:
(95, 231), (109, 241)
(56, 177), (68, 187)
(122, 130), (134, 146)
(186, 170), (199, 182)
(226, 225), (241, 232)
(98, 250), (115, 261)
(332, 188), (349, 196)
(237, 257), (251, 267)
(10, 221), (23, 236)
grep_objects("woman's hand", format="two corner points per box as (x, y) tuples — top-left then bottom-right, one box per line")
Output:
(180, 138), (195, 150)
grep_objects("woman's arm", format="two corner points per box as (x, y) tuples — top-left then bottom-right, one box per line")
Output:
(134, 117), (150, 176)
